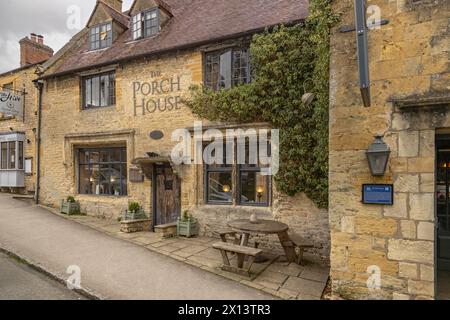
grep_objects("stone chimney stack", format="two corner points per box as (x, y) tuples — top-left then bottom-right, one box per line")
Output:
(102, 0), (123, 11)
(19, 33), (54, 67)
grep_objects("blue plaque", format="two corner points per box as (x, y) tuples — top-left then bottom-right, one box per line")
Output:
(362, 184), (393, 205)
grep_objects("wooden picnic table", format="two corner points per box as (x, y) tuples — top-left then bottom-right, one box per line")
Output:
(227, 219), (297, 265)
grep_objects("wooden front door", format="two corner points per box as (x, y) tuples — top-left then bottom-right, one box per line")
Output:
(154, 164), (181, 226)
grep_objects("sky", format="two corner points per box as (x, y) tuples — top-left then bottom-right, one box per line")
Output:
(0, 0), (134, 73)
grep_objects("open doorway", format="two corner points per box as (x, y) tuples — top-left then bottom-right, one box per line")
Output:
(436, 134), (450, 299)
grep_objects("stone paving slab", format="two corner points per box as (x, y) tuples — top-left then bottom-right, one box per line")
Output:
(44, 211), (329, 300)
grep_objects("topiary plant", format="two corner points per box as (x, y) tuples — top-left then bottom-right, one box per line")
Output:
(66, 196), (76, 203)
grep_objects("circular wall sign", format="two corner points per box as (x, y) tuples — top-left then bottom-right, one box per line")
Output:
(150, 130), (164, 140)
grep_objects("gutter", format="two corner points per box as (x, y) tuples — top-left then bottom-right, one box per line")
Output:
(33, 79), (44, 204)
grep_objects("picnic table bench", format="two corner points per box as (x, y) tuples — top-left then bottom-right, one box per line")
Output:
(286, 232), (314, 265)
(213, 242), (262, 278)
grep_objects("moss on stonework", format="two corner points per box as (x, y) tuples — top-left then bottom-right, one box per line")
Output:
(185, 0), (339, 208)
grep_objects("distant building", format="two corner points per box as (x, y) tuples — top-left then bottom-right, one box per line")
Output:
(0, 34), (53, 195)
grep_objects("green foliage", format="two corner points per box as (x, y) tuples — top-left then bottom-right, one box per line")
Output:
(185, 0), (339, 208)
(128, 201), (141, 213)
(66, 196), (76, 203)
(181, 210), (194, 221)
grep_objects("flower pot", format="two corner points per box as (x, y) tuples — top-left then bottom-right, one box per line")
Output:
(60, 200), (81, 215)
(177, 218), (199, 238)
(122, 209), (148, 221)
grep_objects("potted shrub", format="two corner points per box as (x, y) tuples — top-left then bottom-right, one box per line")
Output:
(177, 210), (199, 238)
(122, 202), (147, 221)
(60, 196), (81, 215)
(120, 202), (151, 233)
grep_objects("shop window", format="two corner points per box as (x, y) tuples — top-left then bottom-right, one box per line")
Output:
(1, 142), (7, 169)
(204, 139), (271, 206)
(89, 22), (112, 51)
(204, 141), (233, 204)
(205, 48), (251, 91)
(132, 8), (159, 40)
(0, 140), (24, 171)
(8, 142), (16, 169)
(78, 147), (127, 196)
(82, 71), (116, 109)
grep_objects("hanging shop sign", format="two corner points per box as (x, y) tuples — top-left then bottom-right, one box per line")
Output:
(0, 90), (23, 117)
(133, 71), (183, 116)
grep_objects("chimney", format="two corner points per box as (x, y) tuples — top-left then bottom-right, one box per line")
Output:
(19, 34), (54, 67)
(102, 0), (123, 12)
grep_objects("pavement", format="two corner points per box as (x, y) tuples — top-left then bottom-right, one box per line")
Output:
(0, 252), (85, 300)
(65, 214), (329, 300)
(0, 194), (274, 300)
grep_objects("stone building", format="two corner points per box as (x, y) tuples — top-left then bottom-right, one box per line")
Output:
(329, 0), (449, 299)
(0, 34), (53, 195)
(36, 0), (330, 264)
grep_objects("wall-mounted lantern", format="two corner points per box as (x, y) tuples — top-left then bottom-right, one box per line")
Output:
(366, 135), (390, 176)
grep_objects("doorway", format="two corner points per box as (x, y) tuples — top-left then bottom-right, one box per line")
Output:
(152, 163), (181, 227)
(435, 135), (450, 299)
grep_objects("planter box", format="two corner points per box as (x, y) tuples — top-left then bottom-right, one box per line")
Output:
(122, 209), (147, 221)
(120, 219), (152, 233)
(60, 200), (81, 215)
(177, 218), (199, 238)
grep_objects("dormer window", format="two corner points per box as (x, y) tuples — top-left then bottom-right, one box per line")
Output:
(90, 22), (112, 50)
(132, 8), (160, 40)
(132, 13), (143, 40)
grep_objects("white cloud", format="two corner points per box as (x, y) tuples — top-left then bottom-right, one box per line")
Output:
(0, 0), (134, 73)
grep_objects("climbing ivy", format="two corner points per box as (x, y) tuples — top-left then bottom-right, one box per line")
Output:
(185, 0), (339, 208)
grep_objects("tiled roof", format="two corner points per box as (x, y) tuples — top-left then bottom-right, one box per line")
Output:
(99, 1), (130, 28)
(44, 0), (309, 78)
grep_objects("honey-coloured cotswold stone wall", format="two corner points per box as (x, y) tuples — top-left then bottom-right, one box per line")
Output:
(0, 66), (39, 194)
(39, 47), (331, 265)
(329, 0), (449, 299)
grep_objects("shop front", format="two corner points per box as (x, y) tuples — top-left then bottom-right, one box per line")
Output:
(37, 0), (330, 264)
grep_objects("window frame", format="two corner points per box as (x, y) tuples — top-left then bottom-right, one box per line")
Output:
(143, 8), (160, 38)
(77, 147), (128, 197)
(131, 12), (143, 40)
(0, 140), (24, 171)
(237, 166), (271, 207)
(89, 22), (113, 51)
(81, 71), (116, 110)
(132, 8), (160, 40)
(203, 139), (272, 207)
(2, 83), (13, 91)
(204, 47), (251, 91)
(204, 164), (234, 205)
(1, 142), (7, 170)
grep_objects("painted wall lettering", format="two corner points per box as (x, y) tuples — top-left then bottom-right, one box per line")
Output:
(133, 74), (183, 116)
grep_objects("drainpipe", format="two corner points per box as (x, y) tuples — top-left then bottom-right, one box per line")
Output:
(33, 79), (44, 204)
